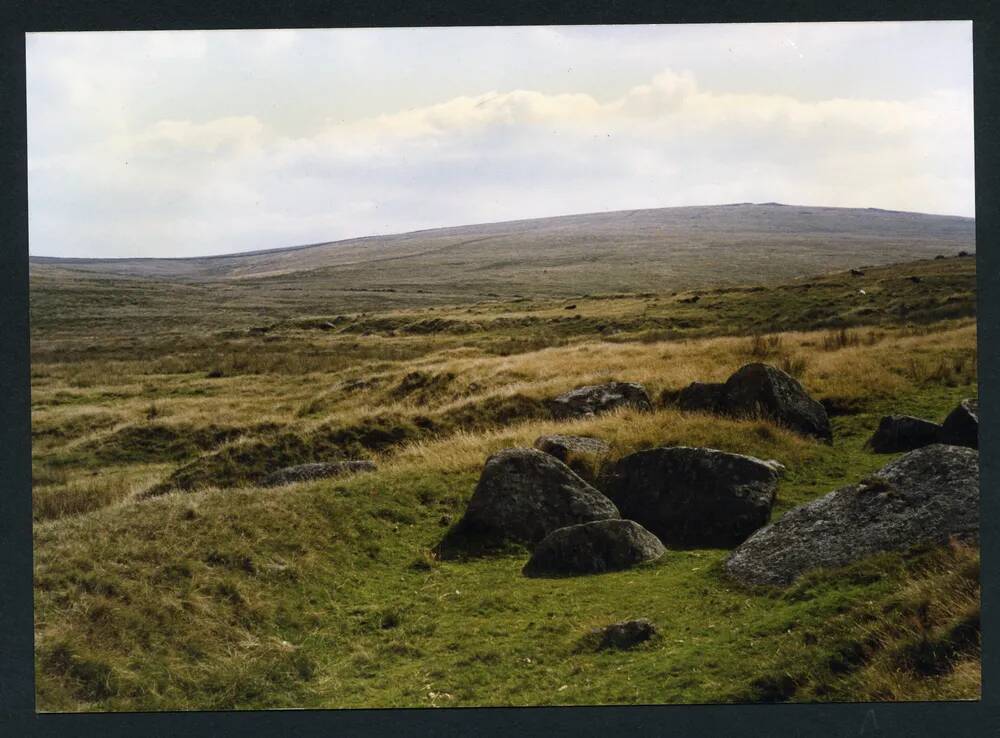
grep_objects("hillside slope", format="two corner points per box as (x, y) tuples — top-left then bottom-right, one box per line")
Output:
(30, 204), (974, 298)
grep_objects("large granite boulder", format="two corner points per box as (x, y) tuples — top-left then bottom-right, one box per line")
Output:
(261, 460), (375, 487)
(522, 519), (665, 577)
(548, 382), (652, 420)
(866, 415), (942, 453)
(939, 398), (978, 449)
(599, 446), (780, 547)
(722, 363), (832, 442)
(457, 448), (620, 546)
(725, 444), (979, 586)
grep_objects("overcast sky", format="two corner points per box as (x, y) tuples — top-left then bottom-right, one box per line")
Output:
(26, 22), (974, 258)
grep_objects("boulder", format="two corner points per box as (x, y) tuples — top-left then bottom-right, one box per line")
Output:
(534, 434), (611, 461)
(939, 398), (978, 449)
(599, 446), (779, 547)
(866, 415), (942, 453)
(522, 520), (665, 577)
(677, 381), (727, 413)
(596, 619), (659, 650)
(548, 382), (652, 420)
(725, 444), (979, 586)
(722, 363), (832, 441)
(458, 448), (620, 546)
(261, 460), (375, 487)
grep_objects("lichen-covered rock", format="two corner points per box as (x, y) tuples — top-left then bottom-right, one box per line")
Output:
(677, 381), (727, 413)
(534, 434), (611, 461)
(939, 398), (978, 449)
(260, 460), (375, 487)
(458, 448), (620, 546)
(548, 382), (652, 420)
(866, 415), (942, 453)
(600, 446), (779, 547)
(522, 520), (665, 577)
(725, 444), (979, 586)
(722, 363), (832, 441)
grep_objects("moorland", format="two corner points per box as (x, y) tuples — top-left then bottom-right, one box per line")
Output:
(29, 204), (979, 711)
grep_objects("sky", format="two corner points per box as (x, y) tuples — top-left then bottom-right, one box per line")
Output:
(26, 22), (975, 259)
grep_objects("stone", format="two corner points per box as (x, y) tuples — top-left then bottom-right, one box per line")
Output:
(457, 448), (620, 546)
(548, 382), (653, 420)
(533, 434), (611, 461)
(939, 398), (978, 449)
(722, 363), (832, 442)
(522, 520), (665, 577)
(596, 619), (659, 650)
(866, 415), (942, 453)
(724, 444), (979, 586)
(677, 381), (727, 413)
(260, 460), (375, 487)
(600, 446), (780, 547)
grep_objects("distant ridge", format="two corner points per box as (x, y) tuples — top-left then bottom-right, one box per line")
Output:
(30, 203), (975, 294)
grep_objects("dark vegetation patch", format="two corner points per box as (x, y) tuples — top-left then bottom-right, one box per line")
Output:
(147, 415), (422, 494)
(84, 423), (267, 465)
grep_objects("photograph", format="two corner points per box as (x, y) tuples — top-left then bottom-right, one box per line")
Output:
(25, 21), (979, 712)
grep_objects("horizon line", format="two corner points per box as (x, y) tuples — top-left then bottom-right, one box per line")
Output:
(29, 201), (976, 263)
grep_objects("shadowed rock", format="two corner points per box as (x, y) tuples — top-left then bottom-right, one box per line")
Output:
(522, 520), (665, 577)
(600, 446), (779, 547)
(723, 363), (832, 441)
(677, 381), (726, 413)
(939, 398), (978, 449)
(596, 619), (659, 650)
(261, 460), (376, 487)
(456, 448), (620, 547)
(867, 415), (942, 453)
(725, 444), (979, 586)
(548, 382), (652, 420)
(675, 364), (830, 442)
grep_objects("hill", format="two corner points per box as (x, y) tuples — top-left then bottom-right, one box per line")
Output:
(30, 204), (974, 297)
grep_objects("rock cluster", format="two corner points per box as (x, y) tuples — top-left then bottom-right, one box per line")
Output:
(865, 397), (978, 452)
(677, 363), (831, 441)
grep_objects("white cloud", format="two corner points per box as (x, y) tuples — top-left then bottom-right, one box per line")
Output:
(26, 24), (974, 258)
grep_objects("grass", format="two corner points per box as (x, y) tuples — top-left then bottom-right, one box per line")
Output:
(30, 255), (979, 710)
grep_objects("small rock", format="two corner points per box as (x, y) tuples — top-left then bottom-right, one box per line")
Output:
(261, 460), (375, 487)
(457, 448), (620, 546)
(534, 435), (611, 461)
(725, 444), (979, 586)
(596, 619), (659, 650)
(867, 415), (942, 453)
(939, 398), (978, 449)
(522, 520), (665, 577)
(600, 446), (779, 547)
(548, 382), (652, 420)
(850, 268), (865, 276)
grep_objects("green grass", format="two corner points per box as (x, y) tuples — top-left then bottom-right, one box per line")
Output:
(30, 255), (980, 710)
